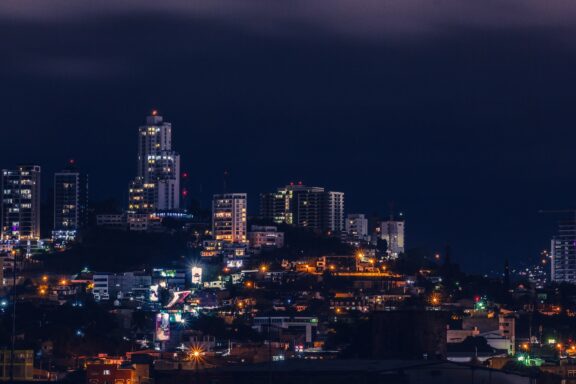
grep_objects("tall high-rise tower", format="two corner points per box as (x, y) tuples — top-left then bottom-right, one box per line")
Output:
(129, 111), (180, 214)
(1, 165), (41, 242)
(53, 160), (88, 241)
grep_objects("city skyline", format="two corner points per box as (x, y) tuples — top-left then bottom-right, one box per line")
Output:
(3, 1), (576, 272)
(0, 107), (565, 273)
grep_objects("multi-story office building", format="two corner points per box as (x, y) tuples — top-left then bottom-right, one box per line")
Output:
(551, 221), (576, 283)
(128, 111), (180, 214)
(380, 219), (405, 258)
(1, 165), (41, 242)
(248, 225), (285, 249)
(345, 213), (369, 241)
(212, 193), (247, 244)
(53, 161), (88, 241)
(260, 183), (344, 233)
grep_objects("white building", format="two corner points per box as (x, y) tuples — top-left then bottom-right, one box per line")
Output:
(380, 219), (405, 258)
(1, 165), (41, 242)
(212, 193), (247, 244)
(129, 111), (181, 214)
(345, 214), (369, 240)
(324, 191), (345, 233)
(248, 225), (284, 249)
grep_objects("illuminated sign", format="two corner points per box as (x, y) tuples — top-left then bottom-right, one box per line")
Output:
(155, 313), (170, 341)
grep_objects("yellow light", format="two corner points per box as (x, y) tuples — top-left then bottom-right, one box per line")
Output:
(190, 347), (203, 361)
(60, 279), (68, 286)
(429, 293), (442, 306)
(260, 265), (267, 272)
(41, 275), (48, 282)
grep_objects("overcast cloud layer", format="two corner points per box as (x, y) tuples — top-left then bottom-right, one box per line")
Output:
(2, 0), (576, 38)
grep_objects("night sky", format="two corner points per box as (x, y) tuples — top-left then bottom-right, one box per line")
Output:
(2, 0), (576, 272)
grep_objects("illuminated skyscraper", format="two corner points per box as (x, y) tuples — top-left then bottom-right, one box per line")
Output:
(212, 193), (247, 243)
(53, 161), (88, 241)
(1, 165), (41, 242)
(129, 111), (180, 213)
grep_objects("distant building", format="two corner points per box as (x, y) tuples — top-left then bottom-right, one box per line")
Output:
(86, 358), (149, 384)
(151, 268), (187, 290)
(260, 183), (344, 233)
(52, 161), (88, 241)
(200, 240), (248, 263)
(128, 111), (181, 215)
(345, 214), (369, 240)
(380, 219), (405, 258)
(96, 213), (126, 229)
(128, 177), (156, 214)
(551, 221), (576, 283)
(252, 316), (318, 345)
(92, 272), (151, 301)
(127, 212), (161, 232)
(1, 165), (41, 242)
(212, 193), (247, 244)
(0, 350), (34, 381)
(248, 225), (284, 249)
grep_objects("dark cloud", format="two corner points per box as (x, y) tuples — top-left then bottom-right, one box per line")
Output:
(2, 0), (576, 39)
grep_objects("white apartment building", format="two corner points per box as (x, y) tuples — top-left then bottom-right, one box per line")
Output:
(212, 193), (247, 243)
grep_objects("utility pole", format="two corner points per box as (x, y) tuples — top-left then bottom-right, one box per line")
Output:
(9, 248), (19, 383)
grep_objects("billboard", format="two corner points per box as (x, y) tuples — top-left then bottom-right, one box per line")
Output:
(155, 313), (170, 341)
(191, 267), (202, 284)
